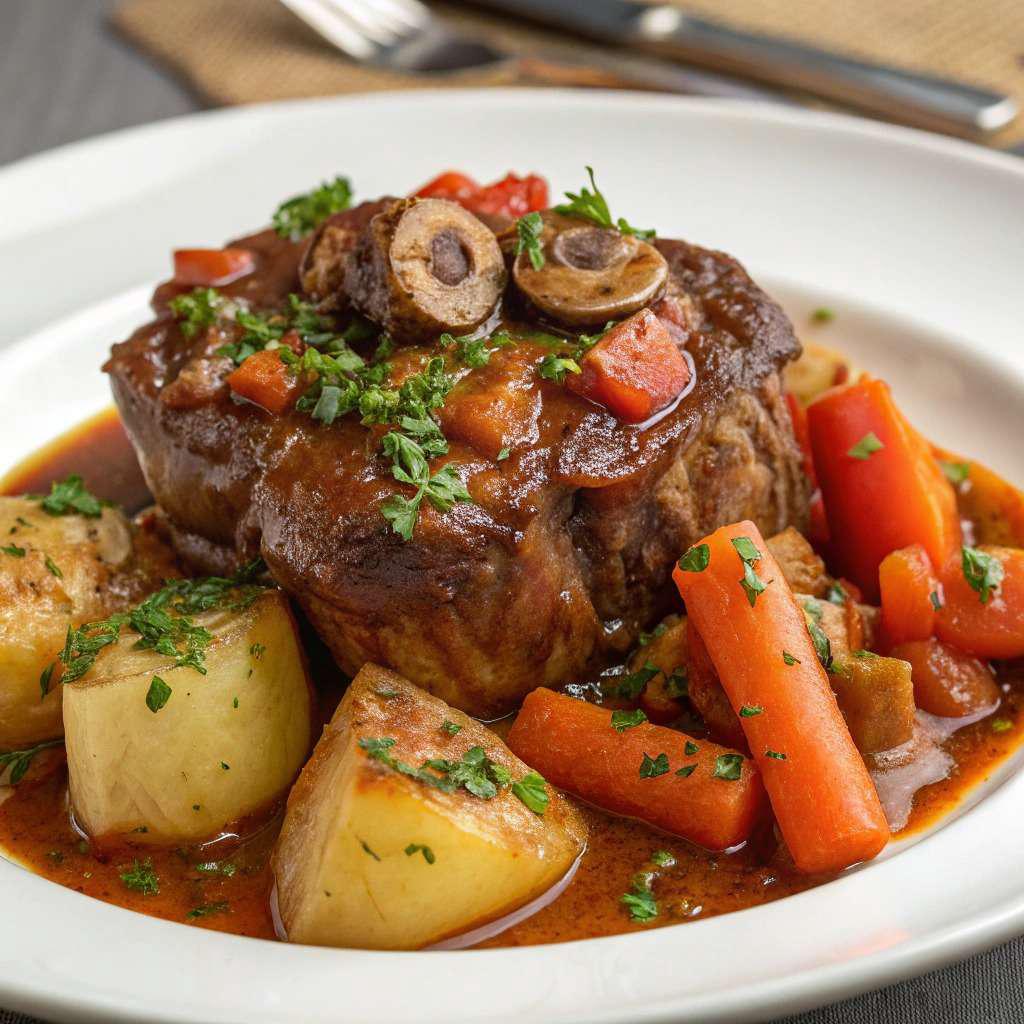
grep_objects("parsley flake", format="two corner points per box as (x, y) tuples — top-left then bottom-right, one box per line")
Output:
(992, 717), (1013, 734)
(145, 675), (172, 713)
(929, 589), (944, 611)
(272, 176), (352, 240)
(678, 543), (710, 573)
(961, 546), (1004, 605)
(611, 708), (648, 733)
(712, 753), (744, 781)
(441, 720), (462, 736)
(120, 858), (159, 895)
(684, 740), (699, 756)
(765, 750), (788, 760)
(739, 704), (763, 717)
(0, 739), (62, 784)
(782, 650), (800, 665)
(848, 432), (884, 460)
(1, 543), (25, 557)
(650, 850), (676, 868)
(512, 771), (549, 815)
(555, 167), (654, 239)
(940, 460), (970, 486)
(538, 353), (581, 384)
(514, 210), (546, 270)
(612, 661), (659, 699)
(675, 764), (696, 778)
(621, 875), (658, 922)
(405, 843), (436, 864)
(811, 307), (835, 323)
(639, 752), (670, 778)
(186, 901), (229, 920)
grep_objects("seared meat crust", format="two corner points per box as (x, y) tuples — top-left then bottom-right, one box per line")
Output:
(106, 205), (806, 717)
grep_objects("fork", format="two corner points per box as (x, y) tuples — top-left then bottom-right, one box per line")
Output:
(278, 0), (792, 99)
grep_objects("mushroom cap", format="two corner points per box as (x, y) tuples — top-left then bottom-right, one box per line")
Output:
(512, 212), (668, 327)
(344, 198), (506, 344)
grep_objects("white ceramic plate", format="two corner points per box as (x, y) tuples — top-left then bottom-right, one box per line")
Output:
(1, 91), (1023, 1024)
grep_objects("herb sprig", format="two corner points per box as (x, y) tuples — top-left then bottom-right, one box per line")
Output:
(555, 167), (655, 239)
(272, 176), (353, 241)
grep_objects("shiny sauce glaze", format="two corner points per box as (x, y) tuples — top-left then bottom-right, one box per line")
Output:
(1, 409), (1021, 946)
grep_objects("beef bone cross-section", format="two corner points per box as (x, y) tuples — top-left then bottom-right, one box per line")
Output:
(106, 198), (807, 718)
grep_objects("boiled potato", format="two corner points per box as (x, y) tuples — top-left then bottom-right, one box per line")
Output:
(0, 496), (177, 749)
(785, 340), (855, 406)
(64, 589), (312, 844)
(273, 664), (587, 950)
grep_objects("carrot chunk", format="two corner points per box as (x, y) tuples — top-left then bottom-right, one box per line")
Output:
(807, 379), (960, 600)
(506, 687), (766, 851)
(227, 348), (299, 414)
(567, 309), (691, 424)
(935, 545), (1024, 659)
(879, 544), (938, 647)
(890, 637), (999, 718)
(173, 248), (255, 287)
(673, 520), (889, 874)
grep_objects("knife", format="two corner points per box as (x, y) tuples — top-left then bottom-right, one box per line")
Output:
(463, 0), (1018, 136)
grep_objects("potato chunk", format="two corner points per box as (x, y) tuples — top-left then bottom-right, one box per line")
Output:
(831, 654), (916, 754)
(0, 497), (177, 748)
(64, 590), (311, 843)
(273, 664), (587, 950)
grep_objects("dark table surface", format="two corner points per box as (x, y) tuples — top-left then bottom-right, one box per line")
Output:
(2, 1), (1023, 1022)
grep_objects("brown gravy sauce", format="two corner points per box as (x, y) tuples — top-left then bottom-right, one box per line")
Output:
(1, 409), (1021, 947)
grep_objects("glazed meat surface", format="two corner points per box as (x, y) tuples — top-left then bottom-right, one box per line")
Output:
(106, 199), (806, 717)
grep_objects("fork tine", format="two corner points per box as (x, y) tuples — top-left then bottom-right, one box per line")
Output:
(280, 0), (378, 59)
(335, 0), (406, 45)
(361, 0), (431, 31)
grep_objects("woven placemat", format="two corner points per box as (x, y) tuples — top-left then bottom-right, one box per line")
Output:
(113, 0), (1024, 146)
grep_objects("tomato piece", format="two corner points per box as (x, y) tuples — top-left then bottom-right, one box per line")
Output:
(890, 638), (999, 718)
(413, 171), (549, 219)
(935, 545), (1024, 659)
(807, 378), (960, 600)
(227, 347), (300, 414)
(567, 309), (691, 424)
(173, 248), (255, 287)
(879, 544), (938, 647)
(414, 171), (480, 204)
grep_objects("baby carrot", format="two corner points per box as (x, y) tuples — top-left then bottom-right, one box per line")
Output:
(506, 688), (766, 851)
(807, 378), (960, 600)
(878, 544), (938, 647)
(673, 520), (889, 874)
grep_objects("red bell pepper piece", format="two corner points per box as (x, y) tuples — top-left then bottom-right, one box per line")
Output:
(414, 171), (548, 219)
(173, 248), (255, 287)
(227, 347), (300, 414)
(567, 308), (691, 424)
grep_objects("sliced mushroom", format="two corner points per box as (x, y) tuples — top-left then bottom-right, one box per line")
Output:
(512, 212), (668, 327)
(343, 198), (506, 344)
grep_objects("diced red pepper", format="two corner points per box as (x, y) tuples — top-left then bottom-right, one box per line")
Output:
(173, 248), (255, 287)
(414, 171), (549, 219)
(567, 308), (691, 424)
(227, 348), (300, 414)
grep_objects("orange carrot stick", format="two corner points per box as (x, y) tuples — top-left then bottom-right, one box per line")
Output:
(227, 348), (300, 414)
(673, 520), (888, 874)
(879, 544), (938, 647)
(173, 247), (254, 287)
(506, 687), (766, 851)
(807, 378), (960, 600)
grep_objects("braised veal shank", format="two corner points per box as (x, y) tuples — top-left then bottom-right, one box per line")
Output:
(106, 196), (806, 717)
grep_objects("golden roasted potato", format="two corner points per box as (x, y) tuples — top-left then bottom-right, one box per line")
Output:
(830, 654), (915, 754)
(64, 589), (312, 843)
(273, 664), (587, 950)
(785, 340), (854, 406)
(0, 495), (177, 749)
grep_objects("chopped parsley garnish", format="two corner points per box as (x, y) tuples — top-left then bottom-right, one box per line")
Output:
(810, 307), (835, 323)
(765, 750), (788, 760)
(168, 287), (224, 339)
(44, 554), (63, 578)
(405, 843), (436, 864)
(538, 353), (581, 384)
(848, 432), (884, 460)
(39, 663), (54, 699)
(272, 176), (352, 240)
(807, 618), (833, 672)
(621, 875), (658, 922)
(639, 752), (670, 778)
(992, 718), (1013, 733)
(612, 661), (660, 700)
(675, 764), (696, 778)
(712, 753), (744, 781)
(186, 901), (229, 920)
(853, 649), (878, 659)
(929, 589), (944, 611)
(824, 581), (847, 606)
(360, 839), (381, 861)
(249, 642), (265, 659)
(555, 167), (655, 239)
(145, 675), (172, 713)
(220, 762), (230, 770)
(38, 474), (104, 518)
(0, 739), (62, 784)
(732, 536), (768, 608)
(940, 460), (970, 485)
(684, 741), (699, 756)
(739, 704), (763, 717)
(782, 650), (800, 665)
(194, 860), (237, 877)
(664, 668), (689, 698)
(375, 687), (398, 699)
(360, 737), (511, 799)
(438, 330), (513, 369)
(611, 708), (648, 733)
(650, 850), (676, 868)
(961, 546), (1004, 605)
(1, 543), (25, 557)
(496, 447), (510, 461)
(120, 858), (159, 895)
(638, 623), (667, 646)
(55, 561), (264, 684)
(678, 543), (710, 573)
(441, 720), (462, 736)
(511, 771), (550, 815)
(514, 211), (546, 270)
